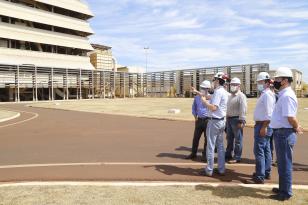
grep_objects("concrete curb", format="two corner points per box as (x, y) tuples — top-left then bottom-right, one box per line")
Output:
(0, 181), (308, 190)
(0, 112), (21, 123)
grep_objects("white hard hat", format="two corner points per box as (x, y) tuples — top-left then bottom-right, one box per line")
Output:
(230, 77), (241, 84)
(274, 67), (293, 78)
(200, 80), (211, 89)
(214, 72), (229, 81)
(257, 72), (270, 82)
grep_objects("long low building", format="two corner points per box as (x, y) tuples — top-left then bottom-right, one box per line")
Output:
(0, 63), (304, 101)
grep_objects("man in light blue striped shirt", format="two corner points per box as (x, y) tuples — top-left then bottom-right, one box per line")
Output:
(198, 72), (230, 177)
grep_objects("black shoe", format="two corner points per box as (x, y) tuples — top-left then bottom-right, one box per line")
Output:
(201, 157), (207, 162)
(272, 188), (280, 194)
(270, 194), (291, 201)
(213, 168), (225, 176)
(199, 170), (212, 177)
(185, 154), (197, 160)
(252, 172), (271, 180)
(225, 156), (232, 161)
(245, 178), (264, 184)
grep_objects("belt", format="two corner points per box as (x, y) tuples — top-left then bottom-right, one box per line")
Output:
(227, 116), (239, 119)
(197, 117), (209, 121)
(255, 121), (267, 124)
(273, 128), (294, 131)
(208, 117), (225, 121)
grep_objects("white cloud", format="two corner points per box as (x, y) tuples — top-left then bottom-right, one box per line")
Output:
(163, 9), (179, 18)
(134, 0), (177, 7)
(265, 9), (308, 20)
(162, 34), (244, 46)
(164, 18), (203, 29)
(87, 0), (308, 76)
(277, 30), (308, 37)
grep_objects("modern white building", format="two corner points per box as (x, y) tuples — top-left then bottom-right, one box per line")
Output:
(89, 44), (116, 71)
(0, 0), (94, 69)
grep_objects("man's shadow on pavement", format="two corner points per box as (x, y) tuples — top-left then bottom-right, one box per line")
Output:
(156, 146), (204, 161)
(195, 185), (270, 200)
(293, 163), (308, 172)
(144, 165), (252, 183)
(157, 146), (256, 164)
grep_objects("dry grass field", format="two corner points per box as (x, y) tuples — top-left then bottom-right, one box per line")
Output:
(31, 97), (308, 130)
(0, 184), (307, 205)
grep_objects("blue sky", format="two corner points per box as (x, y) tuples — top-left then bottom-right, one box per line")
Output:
(86, 0), (308, 81)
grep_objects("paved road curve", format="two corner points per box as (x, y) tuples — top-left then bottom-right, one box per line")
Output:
(0, 104), (307, 184)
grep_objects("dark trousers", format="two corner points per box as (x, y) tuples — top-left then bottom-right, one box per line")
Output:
(274, 128), (297, 198)
(191, 118), (208, 158)
(254, 123), (272, 181)
(225, 117), (243, 161)
(269, 133), (274, 160)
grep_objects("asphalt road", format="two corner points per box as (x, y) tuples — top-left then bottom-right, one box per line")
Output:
(0, 104), (307, 184)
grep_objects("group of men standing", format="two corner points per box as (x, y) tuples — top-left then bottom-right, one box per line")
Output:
(187, 67), (302, 201)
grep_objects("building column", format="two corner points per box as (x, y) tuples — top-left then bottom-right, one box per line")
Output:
(176, 70), (183, 97)
(79, 69), (82, 99)
(17, 65), (20, 102)
(35, 66), (38, 101)
(92, 70), (95, 99)
(245, 65), (252, 96)
(51, 68), (54, 101)
(103, 71), (105, 99)
(123, 73), (126, 98)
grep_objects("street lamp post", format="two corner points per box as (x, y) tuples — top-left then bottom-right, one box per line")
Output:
(144, 46), (149, 73)
(143, 47), (149, 97)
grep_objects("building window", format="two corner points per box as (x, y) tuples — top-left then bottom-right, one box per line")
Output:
(0, 38), (8, 48)
(0, 15), (9, 23)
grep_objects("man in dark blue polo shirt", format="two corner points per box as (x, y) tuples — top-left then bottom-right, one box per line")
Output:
(186, 80), (212, 161)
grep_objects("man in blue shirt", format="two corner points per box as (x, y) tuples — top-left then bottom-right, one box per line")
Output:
(186, 80), (212, 161)
(269, 67), (303, 201)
